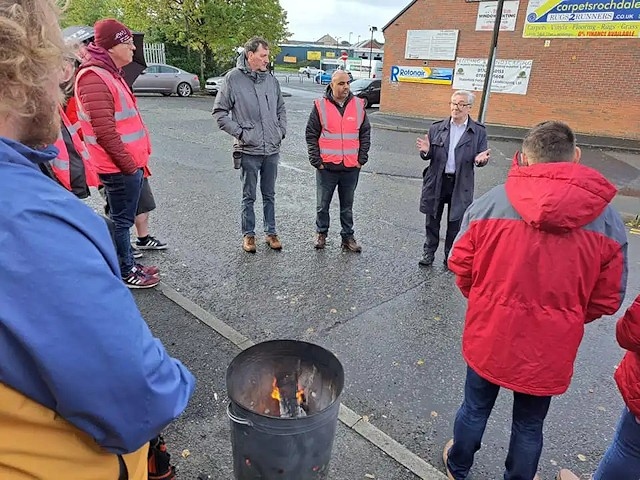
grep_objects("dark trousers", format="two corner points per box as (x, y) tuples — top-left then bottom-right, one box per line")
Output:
(98, 169), (143, 277)
(316, 168), (360, 238)
(448, 367), (552, 480)
(424, 174), (461, 257)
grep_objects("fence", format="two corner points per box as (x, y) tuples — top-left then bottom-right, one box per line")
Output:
(143, 43), (166, 65)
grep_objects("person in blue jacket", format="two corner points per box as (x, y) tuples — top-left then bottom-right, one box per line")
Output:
(0, 2), (195, 477)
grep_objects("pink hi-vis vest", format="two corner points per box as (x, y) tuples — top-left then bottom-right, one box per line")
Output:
(74, 66), (151, 174)
(314, 97), (365, 168)
(52, 106), (99, 191)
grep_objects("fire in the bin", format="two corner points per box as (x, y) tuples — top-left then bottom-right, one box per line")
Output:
(270, 376), (308, 418)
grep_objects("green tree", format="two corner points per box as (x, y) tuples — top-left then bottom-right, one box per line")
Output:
(60, 0), (116, 27)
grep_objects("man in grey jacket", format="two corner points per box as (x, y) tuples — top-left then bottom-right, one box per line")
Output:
(213, 37), (287, 253)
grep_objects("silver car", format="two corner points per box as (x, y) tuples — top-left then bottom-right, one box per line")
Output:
(132, 63), (201, 97)
(205, 69), (232, 95)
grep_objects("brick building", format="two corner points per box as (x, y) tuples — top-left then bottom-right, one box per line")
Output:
(381, 0), (640, 140)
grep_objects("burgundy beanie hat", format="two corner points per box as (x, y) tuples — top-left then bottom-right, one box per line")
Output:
(94, 19), (132, 50)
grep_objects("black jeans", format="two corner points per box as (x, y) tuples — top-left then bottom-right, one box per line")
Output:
(424, 173), (461, 257)
(316, 168), (360, 238)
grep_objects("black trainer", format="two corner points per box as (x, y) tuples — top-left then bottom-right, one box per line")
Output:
(135, 235), (167, 250)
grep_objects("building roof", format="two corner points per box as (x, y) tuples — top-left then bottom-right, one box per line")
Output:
(351, 39), (384, 49)
(383, 0), (418, 31)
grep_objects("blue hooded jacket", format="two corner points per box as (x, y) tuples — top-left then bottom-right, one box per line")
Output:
(0, 137), (195, 454)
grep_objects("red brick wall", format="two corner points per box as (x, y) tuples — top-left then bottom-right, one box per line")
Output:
(381, 0), (640, 140)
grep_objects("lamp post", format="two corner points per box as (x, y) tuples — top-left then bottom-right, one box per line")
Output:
(348, 32), (353, 44)
(478, 0), (505, 124)
(369, 26), (377, 78)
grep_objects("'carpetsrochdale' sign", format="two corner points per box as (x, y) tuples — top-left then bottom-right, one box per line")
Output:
(390, 65), (454, 85)
(524, 0), (640, 38)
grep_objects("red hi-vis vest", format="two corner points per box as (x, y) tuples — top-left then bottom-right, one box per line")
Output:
(51, 105), (99, 191)
(314, 96), (365, 168)
(74, 66), (151, 175)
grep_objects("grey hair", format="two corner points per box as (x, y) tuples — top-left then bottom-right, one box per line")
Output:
(452, 90), (476, 105)
(244, 36), (269, 54)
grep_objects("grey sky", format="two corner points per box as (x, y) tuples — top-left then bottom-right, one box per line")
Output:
(279, 0), (407, 43)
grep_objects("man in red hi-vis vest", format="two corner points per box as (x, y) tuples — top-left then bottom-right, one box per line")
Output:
(75, 19), (159, 289)
(305, 69), (371, 252)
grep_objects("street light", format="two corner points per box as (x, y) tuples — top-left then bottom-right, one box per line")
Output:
(478, 0), (505, 124)
(369, 26), (377, 78)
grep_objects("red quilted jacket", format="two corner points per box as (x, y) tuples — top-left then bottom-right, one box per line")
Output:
(449, 157), (628, 396)
(75, 44), (137, 174)
(615, 295), (640, 417)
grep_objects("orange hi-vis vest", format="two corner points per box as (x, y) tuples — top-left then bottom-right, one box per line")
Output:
(74, 66), (151, 175)
(52, 105), (99, 191)
(314, 96), (365, 168)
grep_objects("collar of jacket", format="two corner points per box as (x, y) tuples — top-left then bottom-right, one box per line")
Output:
(236, 53), (267, 83)
(439, 116), (478, 133)
(323, 88), (354, 109)
(0, 136), (58, 167)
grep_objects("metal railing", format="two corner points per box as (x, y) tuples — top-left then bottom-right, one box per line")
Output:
(143, 43), (166, 65)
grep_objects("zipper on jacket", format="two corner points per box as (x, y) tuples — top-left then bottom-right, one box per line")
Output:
(265, 94), (270, 111)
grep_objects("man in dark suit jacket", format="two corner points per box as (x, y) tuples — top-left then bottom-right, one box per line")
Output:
(416, 90), (490, 268)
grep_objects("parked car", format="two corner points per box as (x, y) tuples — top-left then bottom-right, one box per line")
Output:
(132, 63), (200, 97)
(299, 66), (323, 78)
(315, 69), (353, 85)
(350, 78), (382, 108)
(205, 69), (233, 95)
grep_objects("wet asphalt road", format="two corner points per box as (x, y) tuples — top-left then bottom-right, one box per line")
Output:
(112, 84), (640, 480)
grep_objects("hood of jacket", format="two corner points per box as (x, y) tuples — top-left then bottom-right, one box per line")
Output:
(78, 43), (123, 78)
(505, 153), (617, 233)
(236, 53), (268, 84)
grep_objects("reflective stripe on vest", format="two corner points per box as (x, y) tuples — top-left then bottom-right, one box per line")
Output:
(50, 106), (95, 191)
(74, 66), (150, 174)
(315, 97), (364, 168)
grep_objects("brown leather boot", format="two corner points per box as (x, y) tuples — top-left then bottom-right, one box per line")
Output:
(315, 233), (327, 249)
(243, 235), (256, 253)
(265, 234), (282, 250)
(341, 237), (362, 253)
(442, 439), (454, 480)
(556, 470), (579, 480)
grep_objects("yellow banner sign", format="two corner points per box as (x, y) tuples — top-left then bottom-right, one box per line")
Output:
(307, 51), (321, 60)
(524, 0), (640, 38)
(325, 51), (336, 58)
(283, 56), (297, 63)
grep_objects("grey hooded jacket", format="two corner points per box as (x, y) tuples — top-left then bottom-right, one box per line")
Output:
(213, 54), (287, 156)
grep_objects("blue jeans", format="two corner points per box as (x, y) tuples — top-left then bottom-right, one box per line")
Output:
(316, 168), (360, 238)
(594, 407), (640, 480)
(448, 367), (552, 480)
(240, 153), (278, 236)
(98, 169), (143, 276)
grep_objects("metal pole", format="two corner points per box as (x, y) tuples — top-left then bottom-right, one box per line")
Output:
(369, 27), (376, 78)
(478, 0), (505, 124)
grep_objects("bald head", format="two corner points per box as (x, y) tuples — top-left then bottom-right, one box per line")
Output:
(330, 70), (351, 102)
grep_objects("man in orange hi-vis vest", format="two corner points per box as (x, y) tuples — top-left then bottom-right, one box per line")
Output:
(305, 69), (371, 252)
(75, 19), (159, 289)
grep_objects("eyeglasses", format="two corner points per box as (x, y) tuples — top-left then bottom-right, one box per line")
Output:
(450, 102), (470, 108)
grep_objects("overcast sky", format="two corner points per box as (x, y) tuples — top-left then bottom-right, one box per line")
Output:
(279, 0), (404, 43)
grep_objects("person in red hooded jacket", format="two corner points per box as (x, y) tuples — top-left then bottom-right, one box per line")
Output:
(558, 294), (640, 480)
(442, 121), (628, 480)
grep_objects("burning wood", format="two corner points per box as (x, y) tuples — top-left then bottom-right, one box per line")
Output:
(271, 373), (307, 418)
